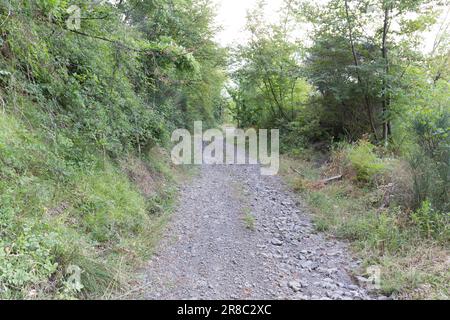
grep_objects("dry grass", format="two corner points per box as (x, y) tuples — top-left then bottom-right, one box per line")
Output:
(120, 156), (159, 198)
(280, 152), (449, 300)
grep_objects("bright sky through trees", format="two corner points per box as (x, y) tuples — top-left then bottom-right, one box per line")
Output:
(213, 0), (448, 52)
(213, 0), (285, 46)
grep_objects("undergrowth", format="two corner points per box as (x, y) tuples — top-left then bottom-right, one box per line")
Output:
(0, 114), (186, 299)
(281, 143), (449, 299)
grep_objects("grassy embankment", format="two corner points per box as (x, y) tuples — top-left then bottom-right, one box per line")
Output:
(0, 113), (195, 299)
(280, 143), (449, 299)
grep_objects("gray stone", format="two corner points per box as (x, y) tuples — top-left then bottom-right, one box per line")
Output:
(288, 281), (303, 292)
(271, 238), (284, 246)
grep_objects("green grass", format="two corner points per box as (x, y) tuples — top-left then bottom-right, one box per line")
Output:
(280, 153), (449, 299)
(242, 208), (256, 231)
(230, 181), (256, 231)
(0, 114), (182, 299)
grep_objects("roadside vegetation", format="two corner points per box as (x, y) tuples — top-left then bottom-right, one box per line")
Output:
(230, 0), (449, 299)
(280, 144), (448, 299)
(0, 0), (225, 299)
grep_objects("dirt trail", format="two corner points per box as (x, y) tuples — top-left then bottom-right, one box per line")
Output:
(139, 155), (374, 300)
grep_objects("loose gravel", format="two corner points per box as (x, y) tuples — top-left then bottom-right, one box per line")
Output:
(140, 159), (376, 300)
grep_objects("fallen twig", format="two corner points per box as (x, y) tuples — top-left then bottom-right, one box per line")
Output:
(290, 167), (305, 176)
(320, 175), (343, 184)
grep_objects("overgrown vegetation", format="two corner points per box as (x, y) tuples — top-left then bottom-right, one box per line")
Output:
(0, 0), (448, 300)
(231, 0), (449, 299)
(0, 0), (225, 298)
(281, 147), (449, 299)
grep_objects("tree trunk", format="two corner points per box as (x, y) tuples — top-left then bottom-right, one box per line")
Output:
(381, 4), (392, 146)
(344, 0), (379, 141)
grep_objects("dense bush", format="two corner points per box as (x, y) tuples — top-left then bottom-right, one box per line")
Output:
(409, 109), (449, 213)
(347, 140), (386, 184)
(412, 201), (449, 242)
(325, 139), (448, 243)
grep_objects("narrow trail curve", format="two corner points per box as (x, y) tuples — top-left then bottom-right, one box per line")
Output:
(141, 162), (373, 300)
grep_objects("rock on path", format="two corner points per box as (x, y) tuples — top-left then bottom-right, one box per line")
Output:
(140, 161), (372, 300)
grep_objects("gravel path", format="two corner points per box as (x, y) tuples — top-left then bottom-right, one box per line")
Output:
(140, 155), (375, 300)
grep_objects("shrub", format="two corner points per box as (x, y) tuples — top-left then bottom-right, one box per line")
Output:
(347, 140), (386, 184)
(328, 140), (387, 184)
(0, 223), (59, 298)
(412, 200), (449, 242)
(409, 108), (449, 212)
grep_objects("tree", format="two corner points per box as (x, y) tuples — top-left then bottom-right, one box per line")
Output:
(229, 0), (310, 130)
(299, 0), (444, 143)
